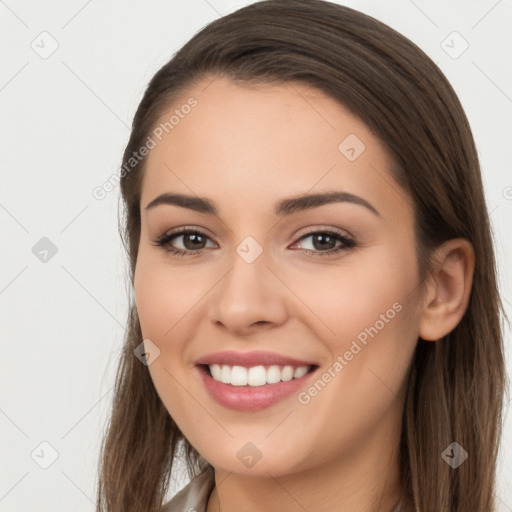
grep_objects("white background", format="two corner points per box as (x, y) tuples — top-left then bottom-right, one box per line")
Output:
(1, 0), (511, 510)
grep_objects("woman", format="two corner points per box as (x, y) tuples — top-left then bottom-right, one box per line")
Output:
(96, 1), (507, 511)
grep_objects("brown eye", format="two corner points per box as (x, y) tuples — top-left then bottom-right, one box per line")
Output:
(152, 229), (216, 256)
(180, 233), (208, 250)
(293, 230), (356, 256)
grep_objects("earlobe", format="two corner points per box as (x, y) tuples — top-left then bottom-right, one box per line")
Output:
(418, 238), (475, 342)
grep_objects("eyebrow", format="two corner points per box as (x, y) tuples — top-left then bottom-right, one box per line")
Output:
(144, 190), (381, 217)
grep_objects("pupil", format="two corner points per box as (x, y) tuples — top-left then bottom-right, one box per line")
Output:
(313, 234), (335, 250)
(184, 233), (205, 250)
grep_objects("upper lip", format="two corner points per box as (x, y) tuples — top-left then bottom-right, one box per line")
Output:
(194, 350), (317, 368)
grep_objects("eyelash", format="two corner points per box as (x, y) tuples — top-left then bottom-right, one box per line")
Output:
(151, 227), (356, 258)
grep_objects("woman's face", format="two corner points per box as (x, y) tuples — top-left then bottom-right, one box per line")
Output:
(134, 76), (424, 477)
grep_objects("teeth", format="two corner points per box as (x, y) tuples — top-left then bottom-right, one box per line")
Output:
(231, 365), (247, 386)
(281, 365), (294, 381)
(248, 365), (266, 386)
(208, 364), (311, 386)
(220, 365), (231, 384)
(293, 366), (308, 378)
(266, 365), (281, 384)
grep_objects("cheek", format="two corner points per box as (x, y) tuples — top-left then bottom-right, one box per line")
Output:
(290, 266), (418, 455)
(286, 259), (415, 344)
(134, 265), (169, 340)
(134, 259), (204, 435)
(285, 248), (420, 395)
(134, 256), (207, 340)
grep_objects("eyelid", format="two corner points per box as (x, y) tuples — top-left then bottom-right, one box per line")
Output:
(160, 225), (217, 242)
(152, 224), (356, 260)
(293, 225), (354, 241)
(156, 225), (353, 246)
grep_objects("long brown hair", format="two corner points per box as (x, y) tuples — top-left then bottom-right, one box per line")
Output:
(96, 1), (508, 510)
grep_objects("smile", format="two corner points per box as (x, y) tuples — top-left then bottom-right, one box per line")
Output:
(206, 363), (311, 386)
(195, 357), (319, 411)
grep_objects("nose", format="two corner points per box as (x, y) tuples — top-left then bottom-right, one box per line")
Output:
(207, 249), (288, 336)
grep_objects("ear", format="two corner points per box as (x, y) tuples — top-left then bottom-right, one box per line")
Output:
(418, 238), (475, 341)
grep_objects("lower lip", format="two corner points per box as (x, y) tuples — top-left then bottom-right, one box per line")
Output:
(196, 365), (318, 411)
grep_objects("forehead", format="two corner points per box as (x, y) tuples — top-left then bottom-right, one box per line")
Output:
(140, 77), (404, 217)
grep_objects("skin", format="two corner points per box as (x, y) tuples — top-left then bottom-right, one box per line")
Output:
(134, 76), (474, 512)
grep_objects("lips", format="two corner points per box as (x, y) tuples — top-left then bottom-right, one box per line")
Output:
(194, 350), (318, 368)
(194, 350), (319, 411)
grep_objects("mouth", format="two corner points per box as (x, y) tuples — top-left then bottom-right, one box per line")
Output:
(195, 358), (320, 411)
(198, 363), (318, 387)
(194, 350), (320, 410)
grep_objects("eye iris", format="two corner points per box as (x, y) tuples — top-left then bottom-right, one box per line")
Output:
(184, 233), (205, 250)
(313, 233), (336, 250)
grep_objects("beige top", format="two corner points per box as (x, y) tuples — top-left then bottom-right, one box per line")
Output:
(160, 465), (403, 511)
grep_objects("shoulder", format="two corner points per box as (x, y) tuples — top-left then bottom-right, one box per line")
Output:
(159, 464), (215, 512)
